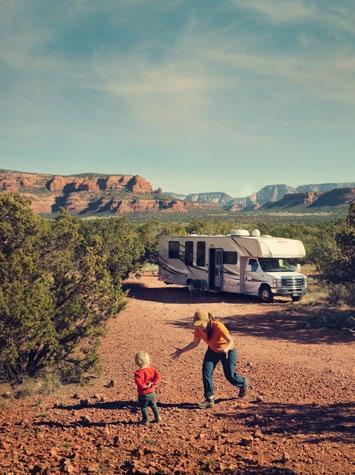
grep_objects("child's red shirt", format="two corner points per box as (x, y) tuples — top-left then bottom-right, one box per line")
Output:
(134, 366), (161, 396)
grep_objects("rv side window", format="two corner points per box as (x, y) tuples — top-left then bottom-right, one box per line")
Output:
(185, 241), (193, 266)
(223, 251), (238, 265)
(197, 242), (206, 266)
(168, 241), (180, 259)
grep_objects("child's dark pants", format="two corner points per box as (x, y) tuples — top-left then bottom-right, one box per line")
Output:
(138, 392), (160, 423)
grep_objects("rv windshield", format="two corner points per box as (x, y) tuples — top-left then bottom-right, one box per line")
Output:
(258, 258), (295, 273)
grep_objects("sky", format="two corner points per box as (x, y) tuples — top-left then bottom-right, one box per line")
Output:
(0, 0), (354, 196)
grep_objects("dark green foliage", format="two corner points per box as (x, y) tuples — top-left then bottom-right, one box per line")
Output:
(0, 195), (125, 384)
(81, 217), (145, 285)
(313, 203), (354, 285)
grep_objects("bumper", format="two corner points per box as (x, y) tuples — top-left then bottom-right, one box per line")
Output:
(272, 287), (307, 296)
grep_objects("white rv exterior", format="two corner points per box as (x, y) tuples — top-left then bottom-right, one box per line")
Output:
(158, 229), (307, 302)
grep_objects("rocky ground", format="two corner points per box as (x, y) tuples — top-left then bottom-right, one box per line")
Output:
(0, 275), (354, 474)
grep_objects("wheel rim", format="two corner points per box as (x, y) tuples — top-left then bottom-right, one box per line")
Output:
(261, 289), (270, 300)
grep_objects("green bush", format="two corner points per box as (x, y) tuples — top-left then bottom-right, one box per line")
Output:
(0, 195), (126, 384)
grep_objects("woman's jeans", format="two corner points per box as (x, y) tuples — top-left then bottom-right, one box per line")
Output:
(202, 347), (245, 399)
(138, 392), (160, 422)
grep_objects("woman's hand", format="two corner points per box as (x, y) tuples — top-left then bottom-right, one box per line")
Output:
(171, 348), (182, 360)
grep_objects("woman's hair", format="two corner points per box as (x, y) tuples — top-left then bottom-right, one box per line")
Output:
(206, 313), (215, 340)
(135, 351), (150, 368)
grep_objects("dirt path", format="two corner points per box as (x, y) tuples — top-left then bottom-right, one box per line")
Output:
(0, 275), (354, 474)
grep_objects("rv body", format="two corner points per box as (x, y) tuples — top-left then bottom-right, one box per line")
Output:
(158, 230), (307, 302)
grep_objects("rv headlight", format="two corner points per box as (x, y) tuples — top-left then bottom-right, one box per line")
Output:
(272, 278), (282, 288)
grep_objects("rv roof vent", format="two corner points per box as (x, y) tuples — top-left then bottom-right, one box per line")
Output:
(189, 234), (199, 236)
(251, 229), (261, 237)
(262, 234), (272, 238)
(230, 229), (250, 236)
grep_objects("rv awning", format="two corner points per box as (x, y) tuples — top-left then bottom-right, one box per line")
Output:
(237, 236), (306, 258)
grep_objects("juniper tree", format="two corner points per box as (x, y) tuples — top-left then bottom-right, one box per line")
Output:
(0, 195), (124, 383)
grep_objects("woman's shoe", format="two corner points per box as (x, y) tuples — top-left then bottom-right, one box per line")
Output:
(197, 397), (215, 409)
(238, 377), (249, 398)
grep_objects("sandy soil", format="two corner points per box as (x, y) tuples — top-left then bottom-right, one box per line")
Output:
(0, 275), (354, 474)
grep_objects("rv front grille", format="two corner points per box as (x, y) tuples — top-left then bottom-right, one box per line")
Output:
(281, 277), (305, 288)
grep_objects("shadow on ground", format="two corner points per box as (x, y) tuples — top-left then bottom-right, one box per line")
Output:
(123, 281), (287, 305)
(169, 309), (353, 344)
(214, 401), (354, 444)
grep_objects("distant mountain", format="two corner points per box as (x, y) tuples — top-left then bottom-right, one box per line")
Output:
(309, 188), (355, 207)
(0, 169), (353, 215)
(262, 192), (321, 209)
(296, 183), (355, 193)
(185, 192), (233, 206)
(226, 183), (355, 211)
(0, 170), (213, 215)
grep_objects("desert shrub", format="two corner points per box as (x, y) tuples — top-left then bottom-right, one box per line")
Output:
(327, 284), (355, 307)
(0, 194), (125, 384)
(81, 217), (145, 285)
(313, 204), (354, 285)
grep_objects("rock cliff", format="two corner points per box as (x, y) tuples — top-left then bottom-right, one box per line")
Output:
(0, 170), (211, 215)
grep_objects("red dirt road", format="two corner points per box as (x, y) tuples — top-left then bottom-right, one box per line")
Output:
(0, 275), (354, 474)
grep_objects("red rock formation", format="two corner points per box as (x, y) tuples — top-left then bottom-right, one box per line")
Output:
(0, 176), (19, 191)
(304, 191), (322, 206)
(47, 176), (68, 192)
(22, 193), (55, 214)
(127, 175), (153, 193)
(77, 179), (99, 192)
(105, 175), (133, 190)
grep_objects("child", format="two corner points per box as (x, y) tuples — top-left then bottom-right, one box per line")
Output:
(134, 351), (161, 425)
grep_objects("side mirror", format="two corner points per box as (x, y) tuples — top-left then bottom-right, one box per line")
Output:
(296, 264), (301, 272)
(246, 264), (252, 272)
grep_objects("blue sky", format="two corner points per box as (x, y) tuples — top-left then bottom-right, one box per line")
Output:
(0, 0), (354, 195)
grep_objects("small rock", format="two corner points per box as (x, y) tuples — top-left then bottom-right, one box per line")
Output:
(196, 432), (206, 440)
(50, 447), (58, 458)
(255, 395), (264, 403)
(60, 458), (75, 474)
(2, 391), (11, 399)
(87, 463), (99, 473)
(113, 435), (120, 447)
(79, 399), (89, 407)
(80, 415), (91, 425)
(280, 452), (290, 463)
(239, 435), (254, 446)
(72, 393), (79, 399)
(105, 380), (115, 388)
(30, 464), (45, 475)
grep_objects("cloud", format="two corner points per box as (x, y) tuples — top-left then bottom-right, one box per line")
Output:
(232, 0), (314, 23)
(1, 0), (355, 153)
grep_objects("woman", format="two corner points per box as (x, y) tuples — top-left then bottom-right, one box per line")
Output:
(171, 309), (248, 408)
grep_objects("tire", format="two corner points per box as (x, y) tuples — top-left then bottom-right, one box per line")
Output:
(291, 295), (302, 302)
(259, 285), (273, 303)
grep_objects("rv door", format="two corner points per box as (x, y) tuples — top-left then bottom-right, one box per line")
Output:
(209, 248), (223, 291)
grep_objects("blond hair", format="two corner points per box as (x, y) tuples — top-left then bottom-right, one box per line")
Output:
(135, 351), (151, 368)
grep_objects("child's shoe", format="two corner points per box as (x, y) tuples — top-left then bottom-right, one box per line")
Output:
(153, 416), (161, 423)
(238, 377), (249, 398)
(142, 419), (149, 425)
(197, 397), (214, 409)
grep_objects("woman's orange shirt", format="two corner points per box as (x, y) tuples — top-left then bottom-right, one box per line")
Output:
(194, 320), (230, 352)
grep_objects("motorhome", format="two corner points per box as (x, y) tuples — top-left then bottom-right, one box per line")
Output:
(158, 229), (307, 302)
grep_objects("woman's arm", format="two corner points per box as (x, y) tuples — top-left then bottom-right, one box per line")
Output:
(171, 336), (201, 360)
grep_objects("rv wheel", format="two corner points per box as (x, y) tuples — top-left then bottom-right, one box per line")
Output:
(259, 285), (273, 303)
(291, 295), (302, 302)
